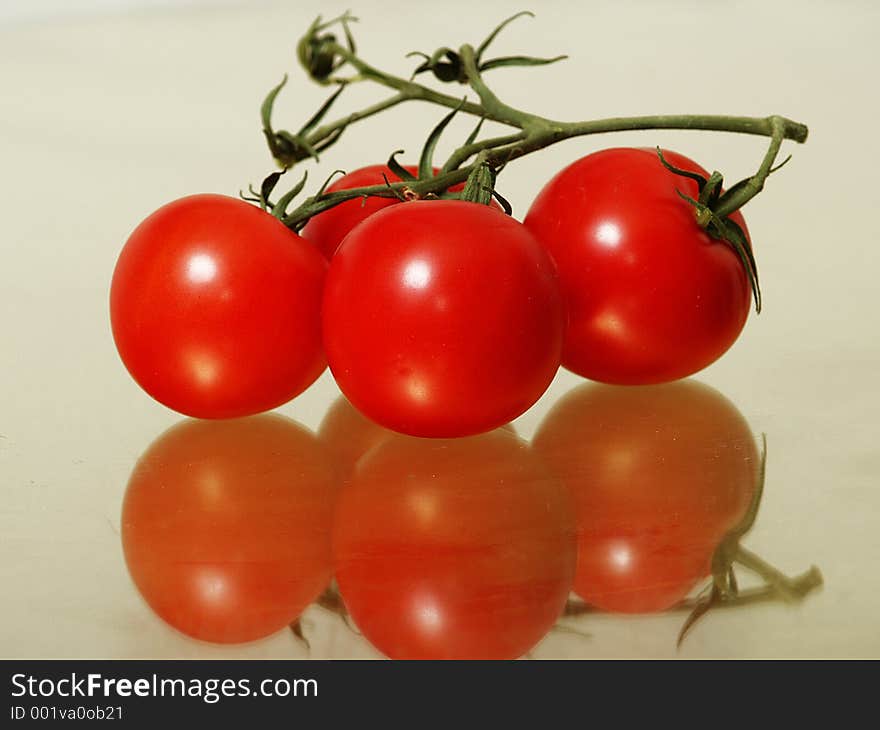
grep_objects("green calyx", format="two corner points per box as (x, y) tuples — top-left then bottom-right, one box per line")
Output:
(656, 147), (793, 314)
(408, 12), (567, 84)
(460, 163), (496, 206)
(296, 12), (358, 84)
(239, 168), (309, 221)
(261, 75), (348, 168)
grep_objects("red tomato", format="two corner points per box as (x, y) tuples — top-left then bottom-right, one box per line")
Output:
(110, 194), (327, 418)
(532, 380), (758, 613)
(302, 164), (471, 260)
(121, 414), (336, 644)
(333, 429), (576, 659)
(524, 148), (752, 384)
(322, 200), (564, 438)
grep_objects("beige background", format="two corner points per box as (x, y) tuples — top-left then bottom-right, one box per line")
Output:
(1, 0), (878, 658)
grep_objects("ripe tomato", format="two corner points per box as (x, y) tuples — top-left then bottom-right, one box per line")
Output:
(301, 164), (472, 260)
(121, 414), (336, 644)
(322, 200), (564, 438)
(524, 148), (752, 384)
(110, 194), (327, 419)
(301, 164), (418, 260)
(532, 380), (758, 613)
(333, 429), (576, 659)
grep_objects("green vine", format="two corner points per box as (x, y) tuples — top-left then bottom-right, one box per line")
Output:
(254, 12), (809, 312)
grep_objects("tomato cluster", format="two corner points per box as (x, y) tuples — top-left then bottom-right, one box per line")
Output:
(110, 149), (754, 435)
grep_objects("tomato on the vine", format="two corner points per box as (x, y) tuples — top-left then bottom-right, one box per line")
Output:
(532, 380), (758, 613)
(524, 148), (753, 384)
(322, 200), (564, 438)
(333, 429), (576, 659)
(121, 415), (336, 644)
(301, 165), (458, 259)
(110, 194), (327, 418)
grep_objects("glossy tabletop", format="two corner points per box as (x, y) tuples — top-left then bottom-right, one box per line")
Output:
(1, 0), (878, 659)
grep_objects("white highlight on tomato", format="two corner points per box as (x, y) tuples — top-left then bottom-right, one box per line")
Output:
(605, 446), (637, 477)
(187, 350), (220, 388)
(405, 374), (430, 404)
(408, 489), (439, 527)
(413, 594), (444, 633)
(402, 260), (431, 289)
(609, 543), (634, 572)
(187, 253), (218, 284)
(593, 310), (626, 337)
(196, 569), (230, 604)
(595, 221), (622, 248)
(197, 469), (224, 506)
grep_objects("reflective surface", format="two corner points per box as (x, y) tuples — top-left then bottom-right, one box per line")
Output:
(115, 387), (822, 659)
(2, 0), (879, 658)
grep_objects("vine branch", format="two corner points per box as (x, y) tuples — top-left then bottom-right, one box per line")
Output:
(262, 14), (808, 233)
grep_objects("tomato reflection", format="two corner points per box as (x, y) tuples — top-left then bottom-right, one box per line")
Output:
(333, 429), (576, 659)
(317, 395), (397, 483)
(121, 415), (336, 644)
(318, 394), (518, 483)
(533, 381), (759, 614)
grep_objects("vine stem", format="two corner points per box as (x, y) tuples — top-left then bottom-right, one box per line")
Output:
(442, 131), (526, 173)
(273, 24), (808, 229)
(306, 91), (409, 143)
(280, 169), (473, 228)
(318, 41), (487, 117)
(456, 44), (549, 130)
(734, 548), (823, 603)
(561, 566), (823, 618)
(713, 116), (787, 218)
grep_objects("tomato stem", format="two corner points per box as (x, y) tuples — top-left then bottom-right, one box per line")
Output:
(562, 566), (822, 620)
(733, 548), (824, 603)
(265, 14), (808, 229)
(560, 430), (821, 649)
(713, 117), (787, 218)
(460, 155), (497, 205)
